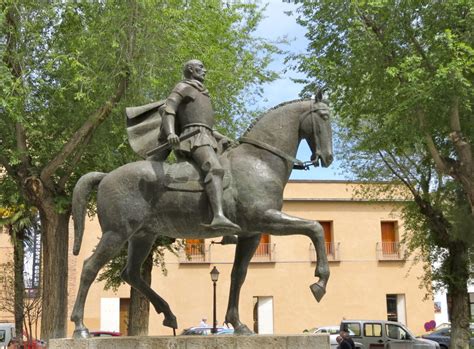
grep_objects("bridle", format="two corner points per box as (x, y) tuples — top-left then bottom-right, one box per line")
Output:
(239, 100), (327, 170)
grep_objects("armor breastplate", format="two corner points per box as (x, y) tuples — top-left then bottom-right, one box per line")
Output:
(177, 91), (214, 130)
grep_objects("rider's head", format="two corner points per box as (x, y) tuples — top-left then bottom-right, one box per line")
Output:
(183, 59), (206, 82)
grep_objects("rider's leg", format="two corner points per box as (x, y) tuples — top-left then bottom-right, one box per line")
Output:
(192, 146), (240, 230)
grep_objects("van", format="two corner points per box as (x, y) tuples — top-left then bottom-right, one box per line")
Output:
(340, 320), (440, 349)
(0, 323), (14, 348)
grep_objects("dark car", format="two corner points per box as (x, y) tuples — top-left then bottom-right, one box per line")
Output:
(421, 325), (474, 349)
(89, 331), (122, 337)
(180, 327), (234, 336)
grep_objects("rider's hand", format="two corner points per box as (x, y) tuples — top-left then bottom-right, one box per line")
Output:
(220, 136), (236, 149)
(167, 133), (179, 148)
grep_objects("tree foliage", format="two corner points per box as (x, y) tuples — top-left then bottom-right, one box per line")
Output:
(292, 2), (473, 348)
(1, 0), (277, 339)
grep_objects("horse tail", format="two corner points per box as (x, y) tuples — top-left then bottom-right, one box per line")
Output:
(72, 172), (107, 256)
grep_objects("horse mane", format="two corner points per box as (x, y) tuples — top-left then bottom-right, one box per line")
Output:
(241, 98), (310, 137)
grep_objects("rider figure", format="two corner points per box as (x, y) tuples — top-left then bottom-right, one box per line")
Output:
(162, 59), (240, 231)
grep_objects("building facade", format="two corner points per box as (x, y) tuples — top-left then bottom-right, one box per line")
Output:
(64, 180), (436, 336)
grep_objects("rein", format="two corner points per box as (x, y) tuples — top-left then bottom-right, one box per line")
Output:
(239, 136), (309, 169)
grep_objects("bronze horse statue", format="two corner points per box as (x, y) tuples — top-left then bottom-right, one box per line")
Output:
(70, 96), (333, 337)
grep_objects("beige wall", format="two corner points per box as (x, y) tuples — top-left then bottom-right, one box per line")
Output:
(66, 181), (434, 336)
(0, 232), (14, 323)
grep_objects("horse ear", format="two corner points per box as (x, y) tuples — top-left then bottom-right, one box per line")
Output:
(315, 88), (323, 102)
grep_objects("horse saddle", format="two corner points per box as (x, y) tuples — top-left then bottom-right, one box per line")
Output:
(164, 160), (231, 192)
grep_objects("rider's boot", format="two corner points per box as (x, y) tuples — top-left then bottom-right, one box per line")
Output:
(204, 172), (241, 231)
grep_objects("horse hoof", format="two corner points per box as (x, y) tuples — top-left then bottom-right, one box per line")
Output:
(234, 324), (254, 335)
(72, 328), (90, 339)
(310, 283), (326, 302)
(163, 316), (178, 329)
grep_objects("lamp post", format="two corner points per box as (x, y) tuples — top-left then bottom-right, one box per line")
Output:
(210, 266), (220, 334)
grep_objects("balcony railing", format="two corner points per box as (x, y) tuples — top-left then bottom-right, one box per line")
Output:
(251, 243), (276, 263)
(310, 242), (340, 262)
(376, 242), (404, 261)
(178, 243), (210, 263)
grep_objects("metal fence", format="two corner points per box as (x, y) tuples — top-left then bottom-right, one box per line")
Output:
(376, 242), (404, 261)
(179, 243), (209, 263)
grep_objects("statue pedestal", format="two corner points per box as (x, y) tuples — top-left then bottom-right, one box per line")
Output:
(49, 334), (329, 349)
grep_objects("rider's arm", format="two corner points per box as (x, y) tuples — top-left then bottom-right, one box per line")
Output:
(163, 91), (183, 145)
(213, 130), (235, 146)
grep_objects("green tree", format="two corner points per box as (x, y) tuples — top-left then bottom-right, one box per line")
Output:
(0, 206), (34, 343)
(0, 1), (277, 339)
(292, 2), (473, 348)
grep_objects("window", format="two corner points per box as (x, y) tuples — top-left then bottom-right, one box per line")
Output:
(0, 330), (5, 342)
(342, 322), (361, 337)
(256, 234), (270, 256)
(364, 323), (382, 337)
(377, 222), (403, 260)
(120, 298), (129, 335)
(381, 222), (398, 255)
(253, 296), (274, 334)
(386, 294), (406, 324)
(386, 294), (398, 321)
(386, 324), (410, 340)
(320, 221), (333, 256)
(252, 234), (274, 262)
(182, 238), (206, 262)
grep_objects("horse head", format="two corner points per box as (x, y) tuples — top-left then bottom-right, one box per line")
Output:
(299, 94), (334, 168)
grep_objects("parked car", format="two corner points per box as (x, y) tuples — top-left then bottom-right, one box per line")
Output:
(311, 325), (360, 349)
(340, 320), (440, 349)
(89, 331), (122, 337)
(0, 323), (15, 348)
(313, 325), (344, 349)
(421, 324), (474, 349)
(180, 326), (234, 335)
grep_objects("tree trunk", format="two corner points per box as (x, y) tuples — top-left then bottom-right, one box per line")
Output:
(127, 251), (153, 336)
(39, 203), (70, 340)
(448, 241), (470, 349)
(13, 231), (25, 342)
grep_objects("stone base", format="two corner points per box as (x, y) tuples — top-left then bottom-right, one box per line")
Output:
(49, 334), (329, 349)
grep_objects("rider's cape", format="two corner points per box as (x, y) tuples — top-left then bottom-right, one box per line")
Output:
(125, 101), (165, 158)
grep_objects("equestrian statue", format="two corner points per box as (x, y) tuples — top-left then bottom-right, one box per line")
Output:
(70, 59), (334, 338)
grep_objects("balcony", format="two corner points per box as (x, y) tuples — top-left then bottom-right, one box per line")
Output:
(310, 242), (340, 262)
(376, 242), (404, 261)
(178, 243), (210, 264)
(251, 243), (276, 263)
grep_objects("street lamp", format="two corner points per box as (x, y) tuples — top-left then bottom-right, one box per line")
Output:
(210, 266), (220, 334)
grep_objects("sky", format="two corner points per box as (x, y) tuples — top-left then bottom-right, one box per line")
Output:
(254, 1), (347, 181)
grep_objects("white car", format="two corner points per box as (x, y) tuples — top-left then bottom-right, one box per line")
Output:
(313, 325), (352, 349)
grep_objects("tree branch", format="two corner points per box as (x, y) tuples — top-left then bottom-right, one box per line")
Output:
(378, 150), (418, 197)
(40, 75), (129, 189)
(57, 132), (93, 190)
(404, 15), (436, 73)
(417, 109), (450, 175)
(449, 97), (472, 176)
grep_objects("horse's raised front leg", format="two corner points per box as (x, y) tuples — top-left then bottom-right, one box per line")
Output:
(71, 231), (127, 338)
(261, 209), (330, 302)
(225, 234), (261, 335)
(121, 232), (177, 331)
